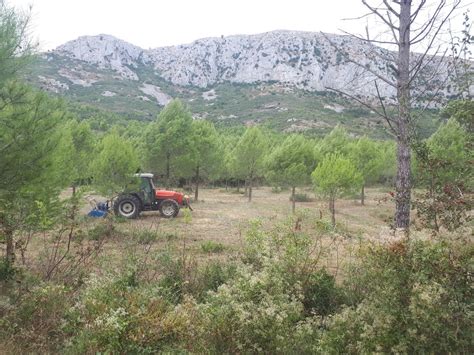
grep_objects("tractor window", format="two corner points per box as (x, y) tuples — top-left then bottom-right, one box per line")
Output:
(140, 178), (152, 194)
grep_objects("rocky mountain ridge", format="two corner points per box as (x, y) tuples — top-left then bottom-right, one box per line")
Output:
(50, 30), (456, 100)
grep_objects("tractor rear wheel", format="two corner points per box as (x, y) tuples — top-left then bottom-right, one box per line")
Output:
(159, 199), (179, 218)
(114, 195), (141, 219)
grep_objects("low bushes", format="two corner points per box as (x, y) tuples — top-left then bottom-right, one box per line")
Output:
(1, 216), (471, 353)
(320, 239), (473, 353)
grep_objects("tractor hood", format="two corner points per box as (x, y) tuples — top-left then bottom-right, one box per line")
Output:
(155, 190), (184, 204)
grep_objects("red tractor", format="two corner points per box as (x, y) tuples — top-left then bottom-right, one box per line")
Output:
(113, 173), (191, 219)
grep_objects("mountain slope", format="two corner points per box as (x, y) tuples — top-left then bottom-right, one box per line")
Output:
(26, 31), (449, 137)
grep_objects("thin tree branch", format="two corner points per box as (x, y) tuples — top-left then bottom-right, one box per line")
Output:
(411, 0), (460, 45)
(409, 47), (448, 86)
(322, 32), (397, 88)
(410, 0), (427, 23)
(325, 85), (396, 123)
(386, 10), (400, 45)
(375, 80), (397, 135)
(339, 29), (399, 46)
(341, 12), (373, 21)
(362, 0), (400, 30)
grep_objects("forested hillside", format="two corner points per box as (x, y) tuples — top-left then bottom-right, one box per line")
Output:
(24, 31), (452, 138)
(1, 1), (472, 353)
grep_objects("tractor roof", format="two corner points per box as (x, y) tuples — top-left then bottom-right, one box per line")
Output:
(135, 173), (154, 179)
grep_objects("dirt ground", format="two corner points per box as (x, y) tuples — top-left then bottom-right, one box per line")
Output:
(125, 186), (393, 240)
(6, 186), (395, 280)
(82, 186), (395, 264)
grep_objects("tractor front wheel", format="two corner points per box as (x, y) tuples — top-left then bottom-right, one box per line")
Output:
(159, 199), (179, 218)
(114, 195), (141, 219)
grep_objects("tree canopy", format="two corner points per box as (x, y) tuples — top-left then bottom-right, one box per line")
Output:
(266, 134), (315, 212)
(312, 153), (362, 226)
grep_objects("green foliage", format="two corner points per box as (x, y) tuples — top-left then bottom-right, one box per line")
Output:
(312, 153), (362, 225)
(302, 269), (345, 316)
(197, 265), (306, 353)
(1, 215), (471, 354)
(426, 118), (471, 186)
(90, 130), (139, 197)
(194, 261), (237, 300)
(314, 125), (351, 159)
(0, 83), (68, 263)
(0, 1), (34, 84)
(0, 83), (67, 199)
(66, 120), (96, 186)
(441, 99), (474, 133)
(231, 126), (268, 200)
(312, 153), (362, 198)
(0, 257), (16, 281)
(189, 120), (221, 176)
(232, 126), (268, 179)
(413, 118), (472, 232)
(266, 134), (316, 188)
(320, 239), (473, 353)
(1, 282), (71, 352)
(194, 216), (344, 353)
(63, 273), (191, 353)
(144, 99), (193, 185)
(187, 119), (222, 199)
(349, 136), (384, 186)
(290, 192), (313, 202)
(200, 240), (225, 253)
(378, 140), (397, 184)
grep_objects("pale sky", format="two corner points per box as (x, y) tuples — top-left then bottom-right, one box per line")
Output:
(9, 0), (473, 51)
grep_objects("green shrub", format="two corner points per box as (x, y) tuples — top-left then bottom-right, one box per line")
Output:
(302, 269), (345, 316)
(0, 258), (15, 281)
(87, 220), (116, 240)
(320, 239), (474, 353)
(200, 240), (225, 253)
(196, 265), (306, 353)
(194, 261), (237, 301)
(1, 283), (72, 352)
(290, 193), (313, 202)
(133, 229), (160, 244)
(271, 186), (288, 193)
(64, 273), (192, 353)
(154, 253), (186, 304)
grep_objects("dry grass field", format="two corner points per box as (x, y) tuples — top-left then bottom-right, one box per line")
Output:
(130, 186), (394, 243)
(76, 186), (396, 276)
(8, 186), (396, 282)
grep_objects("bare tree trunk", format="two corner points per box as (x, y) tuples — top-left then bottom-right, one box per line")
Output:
(194, 165), (199, 202)
(291, 186), (296, 213)
(361, 184), (365, 205)
(5, 228), (14, 266)
(165, 152), (171, 189)
(330, 0), (461, 231)
(248, 180), (252, 202)
(395, 1), (412, 230)
(329, 195), (336, 227)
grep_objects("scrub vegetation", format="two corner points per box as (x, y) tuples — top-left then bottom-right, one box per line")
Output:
(1, 1), (472, 353)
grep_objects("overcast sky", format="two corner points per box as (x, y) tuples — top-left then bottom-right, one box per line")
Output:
(10, 0), (473, 51)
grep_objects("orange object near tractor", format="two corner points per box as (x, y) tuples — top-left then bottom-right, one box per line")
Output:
(113, 173), (191, 219)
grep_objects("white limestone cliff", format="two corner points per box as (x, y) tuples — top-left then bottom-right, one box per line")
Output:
(53, 30), (459, 100)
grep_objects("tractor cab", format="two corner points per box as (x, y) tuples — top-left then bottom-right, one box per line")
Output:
(137, 173), (156, 205)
